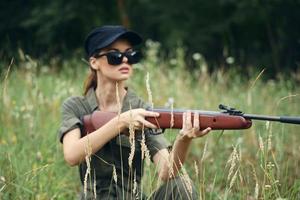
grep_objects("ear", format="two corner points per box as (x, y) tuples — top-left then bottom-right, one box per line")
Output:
(89, 57), (100, 70)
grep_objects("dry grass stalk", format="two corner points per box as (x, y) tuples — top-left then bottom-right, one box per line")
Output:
(179, 161), (193, 196)
(254, 183), (259, 200)
(133, 171), (137, 196)
(264, 184), (271, 189)
(0, 185), (5, 193)
(249, 163), (259, 199)
(249, 68), (266, 90)
(115, 81), (125, 199)
(128, 107), (135, 168)
(128, 126), (135, 169)
(238, 170), (244, 186)
(113, 165), (117, 184)
(226, 145), (242, 193)
(143, 72), (154, 165)
(227, 146), (239, 181)
(258, 135), (265, 153)
(21, 164), (50, 185)
(229, 169), (238, 190)
(194, 161), (199, 178)
(2, 58), (14, 107)
(145, 72), (154, 109)
(168, 153), (175, 179)
(267, 133), (272, 152)
(265, 121), (273, 152)
(170, 100), (174, 128)
(265, 121), (270, 131)
(201, 140), (208, 163)
(0, 176), (6, 192)
(93, 169), (97, 199)
(275, 94), (300, 107)
(247, 68), (266, 107)
(115, 82), (122, 116)
(140, 126), (151, 165)
(84, 135), (92, 199)
(251, 167), (258, 183)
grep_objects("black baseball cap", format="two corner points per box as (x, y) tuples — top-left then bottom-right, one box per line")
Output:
(84, 25), (143, 58)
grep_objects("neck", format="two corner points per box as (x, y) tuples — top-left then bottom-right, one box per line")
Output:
(95, 80), (126, 111)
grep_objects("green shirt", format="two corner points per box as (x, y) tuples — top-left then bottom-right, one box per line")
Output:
(58, 88), (170, 196)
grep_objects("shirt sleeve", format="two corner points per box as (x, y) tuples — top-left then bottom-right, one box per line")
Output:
(58, 97), (83, 143)
(145, 129), (172, 161)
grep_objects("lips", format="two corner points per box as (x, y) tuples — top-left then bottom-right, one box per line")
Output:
(118, 67), (130, 73)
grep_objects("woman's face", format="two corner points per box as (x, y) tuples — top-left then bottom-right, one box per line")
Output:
(90, 39), (135, 82)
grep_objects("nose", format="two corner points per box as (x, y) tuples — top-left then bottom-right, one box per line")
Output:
(122, 55), (129, 63)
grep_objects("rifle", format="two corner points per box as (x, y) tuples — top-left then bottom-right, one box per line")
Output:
(82, 104), (300, 135)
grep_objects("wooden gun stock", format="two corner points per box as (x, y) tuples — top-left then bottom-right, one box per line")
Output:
(82, 109), (252, 136)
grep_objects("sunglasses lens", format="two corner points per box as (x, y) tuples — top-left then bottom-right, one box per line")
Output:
(127, 51), (142, 64)
(106, 52), (123, 65)
(101, 50), (142, 65)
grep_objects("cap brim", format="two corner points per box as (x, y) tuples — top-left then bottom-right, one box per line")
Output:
(94, 31), (142, 51)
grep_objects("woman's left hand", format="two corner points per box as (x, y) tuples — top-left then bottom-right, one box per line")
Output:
(179, 111), (211, 140)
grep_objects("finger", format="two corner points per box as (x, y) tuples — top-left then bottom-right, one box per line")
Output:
(142, 111), (160, 117)
(193, 112), (200, 131)
(197, 127), (211, 137)
(186, 111), (192, 128)
(182, 112), (187, 130)
(140, 119), (158, 129)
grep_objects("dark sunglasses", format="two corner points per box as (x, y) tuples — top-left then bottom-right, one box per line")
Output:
(94, 50), (142, 65)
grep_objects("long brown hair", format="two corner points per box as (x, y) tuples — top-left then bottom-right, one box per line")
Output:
(83, 68), (97, 95)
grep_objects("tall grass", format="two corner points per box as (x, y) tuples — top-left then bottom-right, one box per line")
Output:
(0, 42), (299, 199)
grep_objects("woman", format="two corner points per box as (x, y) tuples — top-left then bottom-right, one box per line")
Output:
(59, 25), (211, 199)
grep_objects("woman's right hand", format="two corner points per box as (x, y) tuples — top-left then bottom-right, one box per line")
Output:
(119, 108), (159, 130)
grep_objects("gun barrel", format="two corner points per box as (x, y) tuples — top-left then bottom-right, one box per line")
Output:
(151, 108), (300, 125)
(243, 114), (300, 124)
(151, 108), (223, 115)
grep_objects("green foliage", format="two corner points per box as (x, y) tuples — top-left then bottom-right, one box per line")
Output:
(0, 44), (299, 199)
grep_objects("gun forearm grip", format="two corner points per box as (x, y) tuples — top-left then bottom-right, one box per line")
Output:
(146, 112), (252, 130)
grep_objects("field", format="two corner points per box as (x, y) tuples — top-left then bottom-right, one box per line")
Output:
(1, 44), (300, 199)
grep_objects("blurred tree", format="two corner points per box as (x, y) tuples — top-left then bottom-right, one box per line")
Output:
(128, 0), (300, 74)
(0, 0), (120, 58)
(0, 0), (299, 75)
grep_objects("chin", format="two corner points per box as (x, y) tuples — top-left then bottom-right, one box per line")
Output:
(106, 71), (132, 82)
(113, 75), (131, 82)
(120, 72), (132, 79)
